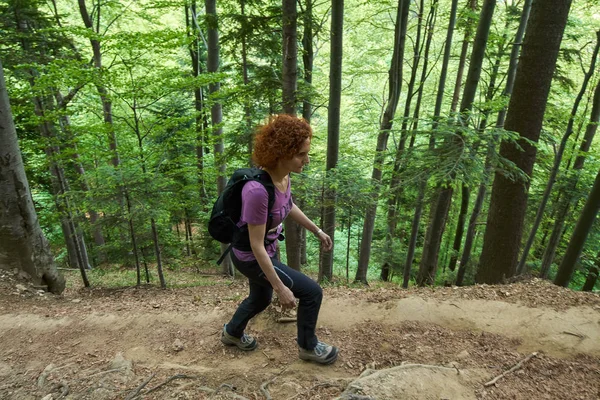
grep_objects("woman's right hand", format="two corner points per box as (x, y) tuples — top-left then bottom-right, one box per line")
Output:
(276, 286), (297, 310)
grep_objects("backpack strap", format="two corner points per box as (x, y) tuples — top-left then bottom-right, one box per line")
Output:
(220, 169), (278, 260)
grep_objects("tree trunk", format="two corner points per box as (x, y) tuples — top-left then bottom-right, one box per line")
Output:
(151, 218), (166, 288)
(554, 168), (600, 287)
(319, 0), (343, 282)
(186, 1), (210, 204)
(540, 79), (600, 278)
(448, 184), (469, 272)
(456, 0), (532, 285)
(55, 92), (105, 252)
(205, 0), (230, 275)
(517, 31), (600, 275)
(496, 0), (533, 128)
(78, 0), (120, 168)
(281, 0), (303, 270)
(384, 0), (429, 280)
(302, 0), (314, 122)
(355, 0), (410, 284)
(477, 0), (573, 284)
(450, 0), (477, 115)
(408, 0), (437, 149)
(404, 0), (458, 288)
(417, 0), (496, 286)
(0, 59), (65, 294)
(582, 264), (599, 291)
(300, 0), (315, 266)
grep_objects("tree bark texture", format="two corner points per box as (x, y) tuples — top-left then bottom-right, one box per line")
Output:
(0, 60), (65, 294)
(282, 0), (298, 114)
(477, 0), (573, 284)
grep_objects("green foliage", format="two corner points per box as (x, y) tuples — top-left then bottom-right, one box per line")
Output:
(3, 0), (599, 291)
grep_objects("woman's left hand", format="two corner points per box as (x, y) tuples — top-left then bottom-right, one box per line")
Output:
(317, 231), (333, 251)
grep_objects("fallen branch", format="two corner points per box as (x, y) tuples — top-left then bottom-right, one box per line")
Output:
(484, 352), (538, 387)
(561, 331), (586, 339)
(277, 317), (297, 323)
(125, 372), (156, 400)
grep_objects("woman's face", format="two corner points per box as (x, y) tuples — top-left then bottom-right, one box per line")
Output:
(280, 138), (311, 174)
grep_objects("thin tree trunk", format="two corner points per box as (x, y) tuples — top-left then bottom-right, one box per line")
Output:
(151, 218), (166, 288)
(187, 1), (209, 203)
(355, 0), (410, 284)
(404, 0), (458, 288)
(417, 0), (496, 286)
(55, 92), (105, 252)
(282, 0), (302, 270)
(554, 168), (600, 287)
(448, 184), (469, 271)
(302, 0), (314, 122)
(124, 191), (142, 286)
(477, 0), (573, 283)
(240, 0), (254, 162)
(300, 0), (315, 266)
(384, 0), (429, 280)
(319, 0), (343, 282)
(205, 0), (231, 275)
(517, 31), (600, 274)
(539, 79), (600, 278)
(582, 264), (599, 291)
(408, 0), (437, 149)
(450, 0), (477, 115)
(78, 0), (120, 168)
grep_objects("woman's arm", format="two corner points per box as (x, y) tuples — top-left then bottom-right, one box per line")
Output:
(247, 223), (296, 309)
(288, 204), (333, 251)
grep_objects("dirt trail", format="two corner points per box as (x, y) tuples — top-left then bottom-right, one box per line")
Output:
(0, 276), (599, 399)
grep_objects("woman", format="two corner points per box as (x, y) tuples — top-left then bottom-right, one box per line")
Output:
(221, 114), (338, 365)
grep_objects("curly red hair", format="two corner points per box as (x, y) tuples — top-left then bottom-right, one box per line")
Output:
(252, 114), (313, 169)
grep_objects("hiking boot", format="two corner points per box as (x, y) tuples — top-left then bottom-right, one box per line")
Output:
(299, 341), (338, 365)
(221, 325), (258, 351)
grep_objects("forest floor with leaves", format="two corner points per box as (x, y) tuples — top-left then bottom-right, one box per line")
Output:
(0, 268), (599, 400)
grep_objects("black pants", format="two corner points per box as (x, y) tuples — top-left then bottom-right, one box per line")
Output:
(226, 252), (323, 350)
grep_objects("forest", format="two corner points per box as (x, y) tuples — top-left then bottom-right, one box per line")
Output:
(1, 0), (599, 294)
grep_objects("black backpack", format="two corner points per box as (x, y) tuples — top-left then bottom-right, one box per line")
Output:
(208, 168), (277, 264)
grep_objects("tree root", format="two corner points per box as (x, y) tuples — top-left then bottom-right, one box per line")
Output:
(125, 372), (156, 400)
(260, 364), (290, 400)
(53, 381), (69, 400)
(484, 352), (538, 387)
(143, 374), (198, 396)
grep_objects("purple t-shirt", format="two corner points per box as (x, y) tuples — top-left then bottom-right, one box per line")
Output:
(232, 178), (293, 261)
